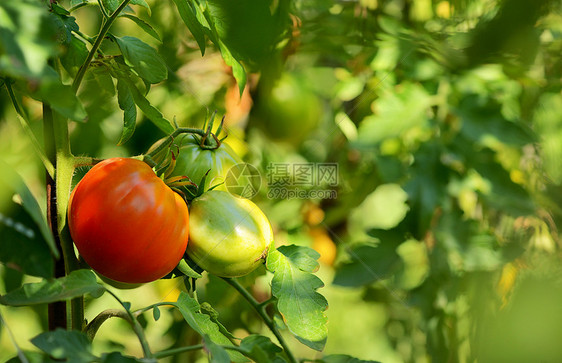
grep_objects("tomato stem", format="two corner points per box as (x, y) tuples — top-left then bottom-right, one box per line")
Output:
(222, 278), (298, 363)
(106, 289), (153, 359)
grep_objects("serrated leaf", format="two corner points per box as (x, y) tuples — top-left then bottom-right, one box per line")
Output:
(118, 75), (174, 135)
(266, 245), (328, 351)
(115, 36), (167, 84)
(119, 14), (161, 42)
(0, 159), (57, 260)
(0, 270), (104, 306)
(31, 329), (96, 362)
(172, 0), (207, 54)
(116, 78), (137, 145)
(239, 335), (283, 363)
(173, 292), (245, 362)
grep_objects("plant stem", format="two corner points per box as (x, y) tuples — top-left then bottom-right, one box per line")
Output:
(72, 0), (132, 92)
(43, 104), (68, 331)
(106, 289), (153, 359)
(4, 80), (55, 178)
(84, 309), (132, 341)
(222, 278), (297, 363)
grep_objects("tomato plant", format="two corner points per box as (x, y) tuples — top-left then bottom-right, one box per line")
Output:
(68, 158), (189, 284)
(187, 190), (272, 277)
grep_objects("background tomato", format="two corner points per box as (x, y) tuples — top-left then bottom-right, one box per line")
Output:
(68, 158), (189, 284)
(187, 190), (272, 277)
(250, 72), (323, 143)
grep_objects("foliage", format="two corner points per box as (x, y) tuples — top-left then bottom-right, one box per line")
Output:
(1, 0), (562, 362)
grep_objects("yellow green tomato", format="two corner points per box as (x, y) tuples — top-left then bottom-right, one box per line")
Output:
(187, 190), (272, 277)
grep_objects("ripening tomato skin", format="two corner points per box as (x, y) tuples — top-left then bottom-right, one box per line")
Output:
(68, 158), (189, 284)
(187, 190), (272, 277)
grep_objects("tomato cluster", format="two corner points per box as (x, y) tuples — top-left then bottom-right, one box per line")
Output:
(68, 139), (272, 285)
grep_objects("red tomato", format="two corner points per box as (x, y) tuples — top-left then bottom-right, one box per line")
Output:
(68, 158), (189, 284)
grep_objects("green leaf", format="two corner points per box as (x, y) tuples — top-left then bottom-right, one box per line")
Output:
(0, 270), (105, 306)
(152, 306), (161, 321)
(0, 159), (57, 259)
(119, 75), (174, 135)
(116, 78), (137, 145)
(173, 292), (245, 362)
(239, 335), (283, 363)
(349, 184), (409, 232)
(100, 352), (146, 363)
(217, 39), (247, 96)
(266, 245), (328, 351)
(333, 240), (402, 287)
(203, 335), (230, 363)
(315, 355), (382, 363)
(457, 95), (535, 147)
(102, 0), (150, 14)
(171, 0), (207, 54)
(176, 259), (203, 279)
(119, 14), (161, 42)
(115, 36), (167, 84)
(31, 329), (96, 362)
(60, 35), (88, 77)
(533, 93), (562, 184)
(77, 68), (116, 124)
(356, 82), (431, 146)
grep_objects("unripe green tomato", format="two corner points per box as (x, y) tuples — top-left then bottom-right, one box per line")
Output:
(252, 73), (323, 143)
(187, 190), (272, 277)
(152, 137), (243, 192)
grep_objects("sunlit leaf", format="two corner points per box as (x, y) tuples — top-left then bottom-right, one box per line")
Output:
(266, 245), (328, 351)
(171, 0), (207, 54)
(0, 270), (104, 306)
(239, 335), (283, 363)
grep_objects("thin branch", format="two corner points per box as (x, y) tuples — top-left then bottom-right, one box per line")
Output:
(72, 0), (132, 92)
(222, 278), (297, 363)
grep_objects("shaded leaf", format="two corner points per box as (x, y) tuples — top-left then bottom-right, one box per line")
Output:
(77, 68), (116, 124)
(171, 0), (207, 54)
(0, 159), (57, 259)
(115, 36), (167, 84)
(60, 35), (88, 77)
(152, 306), (161, 321)
(100, 352), (145, 363)
(0, 270), (104, 306)
(102, 0), (150, 14)
(31, 329), (96, 362)
(266, 245), (328, 351)
(203, 335), (230, 363)
(116, 78), (137, 145)
(239, 335), (283, 363)
(118, 75), (174, 135)
(119, 14), (161, 42)
(333, 241), (402, 287)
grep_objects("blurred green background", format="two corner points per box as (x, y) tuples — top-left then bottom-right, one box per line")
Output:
(2, 0), (562, 361)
